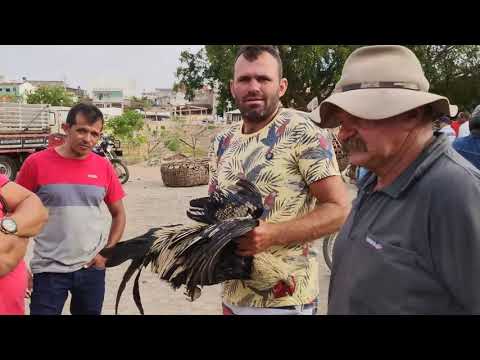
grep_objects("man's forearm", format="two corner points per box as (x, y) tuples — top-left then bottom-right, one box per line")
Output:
(9, 195), (48, 237)
(105, 213), (126, 248)
(273, 202), (350, 246)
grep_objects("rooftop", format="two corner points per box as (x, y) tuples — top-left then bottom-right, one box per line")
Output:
(92, 88), (124, 92)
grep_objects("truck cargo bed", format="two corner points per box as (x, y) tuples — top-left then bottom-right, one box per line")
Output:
(0, 103), (51, 133)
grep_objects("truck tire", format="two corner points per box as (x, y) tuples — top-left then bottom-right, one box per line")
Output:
(0, 156), (19, 181)
(111, 159), (129, 184)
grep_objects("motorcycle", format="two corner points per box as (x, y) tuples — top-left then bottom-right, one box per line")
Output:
(93, 135), (129, 185)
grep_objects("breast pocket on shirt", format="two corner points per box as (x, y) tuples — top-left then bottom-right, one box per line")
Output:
(348, 233), (426, 313)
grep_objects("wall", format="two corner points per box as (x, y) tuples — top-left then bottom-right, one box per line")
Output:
(100, 107), (123, 121)
(92, 90), (124, 102)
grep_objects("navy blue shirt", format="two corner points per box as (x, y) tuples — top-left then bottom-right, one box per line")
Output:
(453, 132), (480, 170)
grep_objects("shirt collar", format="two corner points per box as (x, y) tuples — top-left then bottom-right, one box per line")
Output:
(362, 133), (450, 198)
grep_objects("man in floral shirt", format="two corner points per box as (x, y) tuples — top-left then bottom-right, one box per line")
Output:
(209, 45), (350, 315)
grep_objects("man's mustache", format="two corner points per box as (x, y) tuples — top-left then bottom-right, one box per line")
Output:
(342, 136), (368, 153)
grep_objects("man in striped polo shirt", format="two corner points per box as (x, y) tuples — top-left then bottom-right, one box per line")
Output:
(16, 103), (126, 315)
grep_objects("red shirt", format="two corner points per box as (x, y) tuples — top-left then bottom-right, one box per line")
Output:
(16, 148), (126, 274)
(0, 175), (27, 315)
(451, 121), (461, 137)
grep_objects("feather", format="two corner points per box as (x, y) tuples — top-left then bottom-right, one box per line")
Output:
(107, 178), (265, 313)
(187, 178), (264, 224)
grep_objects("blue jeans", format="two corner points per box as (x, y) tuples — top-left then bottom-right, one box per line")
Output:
(30, 267), (106, 315)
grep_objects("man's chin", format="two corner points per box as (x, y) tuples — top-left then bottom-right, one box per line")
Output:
(75, 147), (92, 156)
(241, 111), (267, 123)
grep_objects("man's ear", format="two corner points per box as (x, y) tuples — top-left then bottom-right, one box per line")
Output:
(279, 78), (288, 98)
(229, 79), (235, 98)
(61, 123), (69, 134)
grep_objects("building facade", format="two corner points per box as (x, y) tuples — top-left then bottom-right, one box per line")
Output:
(91, 88), (124, 109)
(0, 81), (35, 103)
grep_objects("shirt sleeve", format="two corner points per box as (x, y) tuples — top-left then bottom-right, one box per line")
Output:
(459, 123), (470, 138)
(429, 170), (480, 312)
(15, 156), (38, 192)
(295, 123), (341, 185)
(0, 175), (9, 188)
(104, 161), (126, 205)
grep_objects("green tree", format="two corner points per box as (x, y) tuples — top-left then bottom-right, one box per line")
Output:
(126, 96), (153, 111)
(175, 45), (480, 114)
(409, 45), (480, 112)
(26, 85), (75, 106)
(175, 49), (210, 102)
(104, 110), (145, 144)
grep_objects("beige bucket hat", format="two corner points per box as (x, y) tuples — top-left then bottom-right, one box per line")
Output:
(315, 45), (458, 128)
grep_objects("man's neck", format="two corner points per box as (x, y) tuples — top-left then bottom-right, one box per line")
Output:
(55, 144), (89, 160)
(242, 106), (280, 135)
(373, 129), (434, 191)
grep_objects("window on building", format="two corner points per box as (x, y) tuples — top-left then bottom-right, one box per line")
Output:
(6, 88), (10, 92)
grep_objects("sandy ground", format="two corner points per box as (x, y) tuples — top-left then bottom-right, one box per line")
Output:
(24, 164), (357, 315)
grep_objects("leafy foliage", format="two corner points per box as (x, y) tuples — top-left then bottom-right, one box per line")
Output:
(175, 45), (480, 114)
(26, 85), (75, 106)
(105, 110), (145, 144)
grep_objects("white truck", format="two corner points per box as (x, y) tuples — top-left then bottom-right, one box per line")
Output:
(0, 103), (59, 180)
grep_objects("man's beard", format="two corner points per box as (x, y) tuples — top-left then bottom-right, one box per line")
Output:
(235, 94), (279, 123)
(342, 136), (368, 154)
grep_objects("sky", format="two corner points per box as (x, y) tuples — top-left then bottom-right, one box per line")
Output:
(0, 45), (204, 97)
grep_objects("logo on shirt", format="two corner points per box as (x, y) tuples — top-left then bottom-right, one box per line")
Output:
(87, 174), (98, 179)
(365, 236), (383, 250)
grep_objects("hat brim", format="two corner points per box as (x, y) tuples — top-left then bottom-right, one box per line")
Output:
(309, 106), (322, 125)
(318, 88), (458, 128)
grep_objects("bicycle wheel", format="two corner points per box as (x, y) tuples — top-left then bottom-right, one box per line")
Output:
(322, 232), (338, 271)
(112, 159), (130, 184)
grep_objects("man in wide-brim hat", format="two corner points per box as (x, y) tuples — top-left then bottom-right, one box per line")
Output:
(319, 45), (480, 314)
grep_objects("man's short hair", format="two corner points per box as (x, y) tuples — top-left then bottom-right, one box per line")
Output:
(66, 103), (104, 127)
(234, 45), (283, 78)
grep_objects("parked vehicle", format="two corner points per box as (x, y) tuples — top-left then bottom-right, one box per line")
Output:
(93, 135), (129, 184)
(0, 103), (56, 180)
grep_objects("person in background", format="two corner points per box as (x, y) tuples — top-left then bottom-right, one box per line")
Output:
(458, 110), (473, 138)
(16, 103), (126, 315)
(451, 111), (468, 137)
(453, 109), (480, 170)
(0, 176), (48, 315)
(438, 115), (456, 143)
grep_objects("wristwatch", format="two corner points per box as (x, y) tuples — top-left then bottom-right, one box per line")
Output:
(0, 217), (17, 235)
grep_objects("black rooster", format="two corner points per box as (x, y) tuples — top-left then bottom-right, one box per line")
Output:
(104, 179), (264, 314)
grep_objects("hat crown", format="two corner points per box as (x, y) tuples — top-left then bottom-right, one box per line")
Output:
(335, 45), (430, 93)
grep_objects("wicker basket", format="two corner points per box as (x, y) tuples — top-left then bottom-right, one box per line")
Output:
(160, 158), (209, 187)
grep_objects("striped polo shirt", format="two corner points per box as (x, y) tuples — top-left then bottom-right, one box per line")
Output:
(16, 147), (125, 274)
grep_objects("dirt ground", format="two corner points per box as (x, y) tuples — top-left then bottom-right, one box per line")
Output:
(24, 164), (356, 315)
